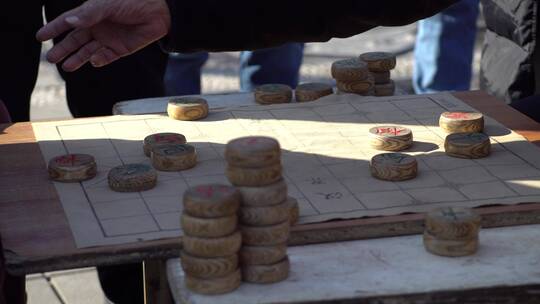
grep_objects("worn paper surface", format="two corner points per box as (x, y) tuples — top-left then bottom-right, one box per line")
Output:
(32, 93), (540, 248)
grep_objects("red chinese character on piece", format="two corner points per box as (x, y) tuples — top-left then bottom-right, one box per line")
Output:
(196, 185), (215, 198)
(377, 127), (403, 136)
(57, 154), (76, 165)
(155, 134), (176, 143)
(245, 137), (259, 145)
(445, 112), (469, 119)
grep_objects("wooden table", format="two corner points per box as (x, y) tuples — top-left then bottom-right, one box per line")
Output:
(2, 91), (540, 302)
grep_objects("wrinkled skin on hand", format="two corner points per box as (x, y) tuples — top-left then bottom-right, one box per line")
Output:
(36, 0), (171, 71)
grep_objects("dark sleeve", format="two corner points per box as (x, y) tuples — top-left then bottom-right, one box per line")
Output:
(162, 0), (457, 53)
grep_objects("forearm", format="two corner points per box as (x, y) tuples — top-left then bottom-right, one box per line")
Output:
(162, 0), (457, 52)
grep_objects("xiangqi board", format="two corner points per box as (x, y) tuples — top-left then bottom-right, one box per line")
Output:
(32, 93), (540, 247)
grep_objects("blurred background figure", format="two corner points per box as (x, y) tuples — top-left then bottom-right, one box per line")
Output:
(479, 0), (540, 121)
(479, 0), (539, 104)
(413, 0), (480, 94)
(164, 43), (304, 96)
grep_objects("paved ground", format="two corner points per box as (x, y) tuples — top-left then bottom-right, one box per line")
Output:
(26, 23), (484, 303)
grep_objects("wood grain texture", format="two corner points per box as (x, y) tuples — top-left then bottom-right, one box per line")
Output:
(241, 256), (290, 284)
(237, 180), (288, 207)
(239, 200), (290, 226)
(108, 163), (157, 192)
(183, 184), (240, 218)
(372, 71), (391, 84)
(374, 80), (395, 96)
(359, 52), (396, 72)
(225, 136), (281, 168)
(226, 164), (283, 187)
(47, 154), (97, 182)
(180, 251), (238, 279)
(336, 77), (374, 94)
(254, 84), (292, 105)
(370, 153), (417, 181)
(423, 232), (478, 257)
(444, 132), (490, 159)
(368, 126), (412, 151)
(185, 268), (241, 295)
(331, 58), (369, 81)
(425, 207), (481, 240)
(150, 144), (197, 171)
(239, 243), (287, 265)
(143, 133), (186, 157)
(286, 197), (299, 226)
(5, 91), (540, 276)
(182, 231), (242, 258)
(439, 111), (484, 134)
(295, 83), (333, 102)
(241, 221), (290, 246)
(167, 97), (209, 121)
(181, 213), (237, 238)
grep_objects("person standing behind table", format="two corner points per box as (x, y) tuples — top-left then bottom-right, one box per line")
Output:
(0, 2), (167, 122)
(1, 2), (167, 304)
(35, 0), (457, 72)
(479, 0), (540, 115)
(165, 43), (304, 96)
(479, 0), (539, 103)
(413, 0), (480, 94)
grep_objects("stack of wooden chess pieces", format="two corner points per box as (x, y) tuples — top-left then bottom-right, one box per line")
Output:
(48, 131), (197, 193)
(180, 184), (243, 294)
(174, 136), (299, 295)
(109, 132), (197, 193)
(331, 52), (396, 96)
(225, 136), (292, 285)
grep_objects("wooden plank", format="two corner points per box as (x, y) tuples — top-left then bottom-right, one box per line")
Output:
(3, 91), (540, 276)
(0, 122), (183, 275)
(167, 224), (540, 304)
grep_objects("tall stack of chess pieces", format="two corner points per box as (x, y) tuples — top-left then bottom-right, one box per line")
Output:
(180, 185), (243, 294)
(225, 136), (293, 286)
(170, 136), (298, 294)
(332, 52), (396, 96)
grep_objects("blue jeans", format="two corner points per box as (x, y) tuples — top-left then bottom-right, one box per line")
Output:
(164, 43), (304, 95)
(413, 0), (479, 93)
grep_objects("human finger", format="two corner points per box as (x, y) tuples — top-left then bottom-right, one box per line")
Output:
(46, 29), (92, 63)
(36, 0), (107, 41)
(62, 40), (103, 72)
(36, 9), (79, 42)
(89, 47), (123, 68)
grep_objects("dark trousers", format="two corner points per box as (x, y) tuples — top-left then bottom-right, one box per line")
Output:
(164, 43), (304, 96)
(1, 2), (165, 304)
(0, 1), (168, 121)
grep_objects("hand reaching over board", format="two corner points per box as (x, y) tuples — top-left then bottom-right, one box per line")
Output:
(36, 0), (171, 72)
